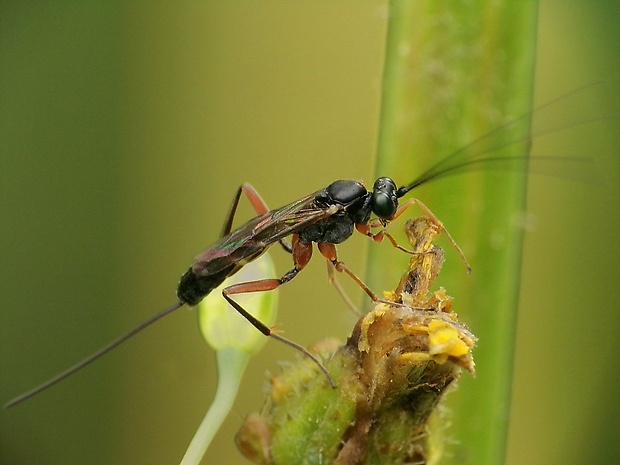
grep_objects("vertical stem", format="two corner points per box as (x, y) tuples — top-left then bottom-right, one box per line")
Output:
(367, 2), (539, 464)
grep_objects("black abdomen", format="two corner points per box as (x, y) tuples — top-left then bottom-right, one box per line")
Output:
(176, 267), (230, 306)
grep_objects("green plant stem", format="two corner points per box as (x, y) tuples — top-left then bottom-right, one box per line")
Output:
(367, 2), (539, 465)
(180, 348), (247, 465)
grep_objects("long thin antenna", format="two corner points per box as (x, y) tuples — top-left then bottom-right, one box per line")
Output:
(4, 301), (185, 409)
(397, 81), (610, 196)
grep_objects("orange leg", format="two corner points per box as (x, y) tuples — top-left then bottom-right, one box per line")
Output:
(220, 236), (335, 387)
(355, 223), (415, 254)
(317, 242), (412, 312)
(221, 234), (312, 335)
(317, 242), (381, 302)
(362, 198), (471, 273)
(325, 261), (362, 316)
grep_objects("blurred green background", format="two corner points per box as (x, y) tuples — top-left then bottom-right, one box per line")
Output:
(1, 2), (618, 465)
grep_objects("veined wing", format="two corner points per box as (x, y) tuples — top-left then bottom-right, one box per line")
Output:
(191, 190), (338, 277)
(250, 191), (338, 245)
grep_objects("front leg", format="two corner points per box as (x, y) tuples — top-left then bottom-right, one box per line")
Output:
(359, 198), (471, 273)
(355, 223), (415, 254)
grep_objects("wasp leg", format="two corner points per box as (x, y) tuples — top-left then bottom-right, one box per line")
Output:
(317, 242), (382, 302)
(221, 183), (293, 253)
(355, 223), (416, 254)
(325, 261), (362, 316)
(317, 242), (405, 311)
(363, 198), (471, 273)
(221, 236), (335, 387)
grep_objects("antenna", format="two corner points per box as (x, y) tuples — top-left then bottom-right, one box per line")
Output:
(4, 301), (185, 409)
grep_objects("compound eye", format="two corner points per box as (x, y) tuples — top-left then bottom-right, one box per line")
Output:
(372, 177), (397, 193)
(372, 191), (397, 219)
(371, 177), (398, 219)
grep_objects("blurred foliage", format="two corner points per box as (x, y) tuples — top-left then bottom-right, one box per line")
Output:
(1, 2), (619, 465)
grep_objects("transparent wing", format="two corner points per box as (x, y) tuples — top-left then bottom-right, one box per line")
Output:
(192, 190), (336, 277)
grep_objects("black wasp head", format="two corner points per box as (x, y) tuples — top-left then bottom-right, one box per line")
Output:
(371, 177), (398, 220)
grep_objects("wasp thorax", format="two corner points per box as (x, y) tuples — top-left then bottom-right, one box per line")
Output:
(325, 180), (367, 206)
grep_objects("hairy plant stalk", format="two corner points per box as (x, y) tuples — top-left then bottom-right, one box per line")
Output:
(236, 218), (476, 465)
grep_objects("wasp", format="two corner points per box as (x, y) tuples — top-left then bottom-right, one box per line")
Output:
(5, 86), (594, 408)
(5, 173), (465, 407)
